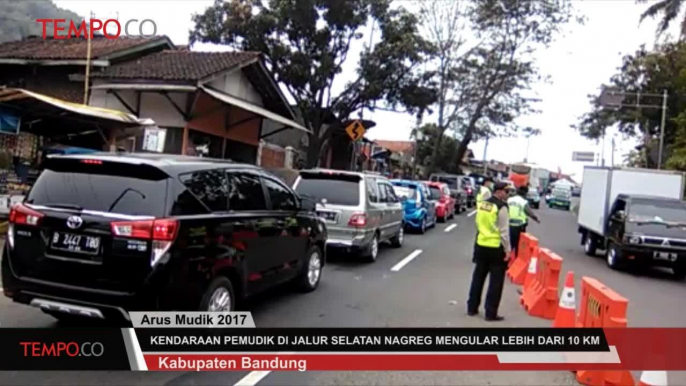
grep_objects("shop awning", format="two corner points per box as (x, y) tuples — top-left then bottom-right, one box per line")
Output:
(0, 88), (154, 127)
(200, 86), (310, 134)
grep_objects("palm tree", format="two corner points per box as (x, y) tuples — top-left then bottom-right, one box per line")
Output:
(639, 0), (686, 37)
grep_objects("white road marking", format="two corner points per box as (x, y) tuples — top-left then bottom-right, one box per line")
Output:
(234, 371), (271, 386)
(467, 210), (477, 217)
(444, 224), (457, 233)
(391, 249), (423, 272)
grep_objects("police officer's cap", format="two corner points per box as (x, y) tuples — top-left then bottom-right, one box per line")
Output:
(483, 176), (494, 183)
(493, 182), (509, 192)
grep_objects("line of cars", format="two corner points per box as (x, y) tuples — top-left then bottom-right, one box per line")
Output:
(1, 154), (469, 323)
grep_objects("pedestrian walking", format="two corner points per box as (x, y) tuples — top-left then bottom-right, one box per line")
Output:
(467, 182), (511, 321)
(507, 185), (540, 257)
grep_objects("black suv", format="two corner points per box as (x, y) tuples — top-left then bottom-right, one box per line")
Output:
(2, 153), (327, 321)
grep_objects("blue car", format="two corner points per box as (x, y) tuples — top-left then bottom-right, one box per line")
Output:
(391, 180), (437, 234)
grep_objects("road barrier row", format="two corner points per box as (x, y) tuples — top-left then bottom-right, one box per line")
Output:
(506, 233), (539, 285)
(520, 248), (562, 320)
(507, 232), (648, 385)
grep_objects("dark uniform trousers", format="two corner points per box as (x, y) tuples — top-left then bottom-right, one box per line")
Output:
(467, 244), (507, 318)
(509, 224), (527, 257)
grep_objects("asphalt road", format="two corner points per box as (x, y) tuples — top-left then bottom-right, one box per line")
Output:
(1, 201), (683, 385)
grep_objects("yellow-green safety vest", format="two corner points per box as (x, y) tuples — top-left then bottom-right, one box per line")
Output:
(475, 198), (502, 248)
(476, 185), (491, 206)
(507, 195), (528, 227)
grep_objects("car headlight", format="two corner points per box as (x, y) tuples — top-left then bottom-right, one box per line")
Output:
(626, 235), (642, 245)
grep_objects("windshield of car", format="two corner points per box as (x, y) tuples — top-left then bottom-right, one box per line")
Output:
(437, 176), (458, 189)
(429, 187), (443, 199)
(26, 161), (169, 217)
(295, 174), (360, 206)
(628, 200), (686, 224)
(552, 188), (571, 199)
(393, 186), (417, 200)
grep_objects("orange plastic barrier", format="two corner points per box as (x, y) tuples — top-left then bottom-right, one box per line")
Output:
(519, 248), (562, 320)
(506, 233), (538, 285)
(575, 277), (633, 386)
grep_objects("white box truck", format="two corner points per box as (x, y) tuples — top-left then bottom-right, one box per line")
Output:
(578, 166), (686, 278)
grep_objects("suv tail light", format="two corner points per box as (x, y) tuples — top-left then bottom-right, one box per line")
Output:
(8, 203), (44, 249)
(9, 203), (44, 226)
(348, 213), (367, 227)
(111, 218), (179, 267)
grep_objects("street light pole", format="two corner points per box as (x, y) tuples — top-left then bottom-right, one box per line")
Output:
(483, 135), (489, 175)
(658, 89), (668, 170)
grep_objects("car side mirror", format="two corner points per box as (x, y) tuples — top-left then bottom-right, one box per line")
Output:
(613, 210), (626, 221)
(300, 197), (316, 211)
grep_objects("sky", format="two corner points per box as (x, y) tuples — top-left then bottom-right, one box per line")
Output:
(53, 0), (675, 181)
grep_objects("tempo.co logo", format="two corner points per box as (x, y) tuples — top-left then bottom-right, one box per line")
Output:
(35, 19), (158, 40)
(20, 341), (104, 357)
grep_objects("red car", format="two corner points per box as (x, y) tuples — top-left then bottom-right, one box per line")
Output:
(425, 181), (455, 222)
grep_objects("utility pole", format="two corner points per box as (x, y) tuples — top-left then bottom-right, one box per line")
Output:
(83, 11), (94, 105)
(658, 89), (668, 170)
(611, 137), (615, 167)
(601, 131), (606, 167)
(483, 136), (489, 175)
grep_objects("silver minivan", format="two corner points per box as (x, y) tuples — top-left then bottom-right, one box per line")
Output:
(293, 169), (404, 262)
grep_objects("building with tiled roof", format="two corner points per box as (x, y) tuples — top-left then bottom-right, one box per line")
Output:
(0, 36), (310, 167)
(0, 35), (173, 102)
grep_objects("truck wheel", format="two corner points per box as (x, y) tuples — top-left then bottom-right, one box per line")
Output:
(584, 235), (597, 257)
(673, 267), (686, 281)
(606, 243), (623, 270)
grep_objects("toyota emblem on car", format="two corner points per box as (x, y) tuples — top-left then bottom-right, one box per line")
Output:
(66, 216), (83, 229)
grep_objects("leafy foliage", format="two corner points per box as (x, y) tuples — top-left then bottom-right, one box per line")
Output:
(413, 123), (463, 175)
(0, 0), (82, 43)
(419, 0), (574, 170)
(638, 0), (686, 37)
(190, 0), (436, 166)
(575, 42), (686, 169)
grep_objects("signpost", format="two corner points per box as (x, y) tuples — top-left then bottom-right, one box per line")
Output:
(345, 120), (366, 141)
(572, 151), (595, 162)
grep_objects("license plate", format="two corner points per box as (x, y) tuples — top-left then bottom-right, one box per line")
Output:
(653, 251), (677, 261)
(51, 232), (101, 255)
(316, 211), (338, 223)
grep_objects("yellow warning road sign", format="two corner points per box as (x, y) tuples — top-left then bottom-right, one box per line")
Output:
(345, 120), (366, 141)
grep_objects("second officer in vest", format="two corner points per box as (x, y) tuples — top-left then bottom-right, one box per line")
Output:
(507, 186), (540, 256)
(467, 182), (511, 321)
(476, 176), (494, 206)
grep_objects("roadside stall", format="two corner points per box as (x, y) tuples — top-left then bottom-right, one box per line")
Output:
(0, 87), (154, 223)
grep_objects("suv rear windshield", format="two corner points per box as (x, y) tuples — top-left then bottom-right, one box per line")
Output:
(295, 173), (360, 206)
(429, 186), (442, 198)
(437, 176), (458, 189)
(26, 160), (169, 217)
(393, 186), (417, 200)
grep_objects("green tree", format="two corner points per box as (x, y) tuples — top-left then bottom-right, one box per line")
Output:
(190, 0), (435, 167)
(414, 123), (462, 175)
(575, 42), (686, 169)
(0, 0), (82, 43)
(419, 0), (574, 169)
(638, 0), (686, 37)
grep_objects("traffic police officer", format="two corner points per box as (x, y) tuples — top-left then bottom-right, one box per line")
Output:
(467, 182), (511, 321)
(507, 186), (540, 256)
(476, 176), (494, 206)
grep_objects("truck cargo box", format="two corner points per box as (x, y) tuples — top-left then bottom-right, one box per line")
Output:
(578, 166), (685, 236)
